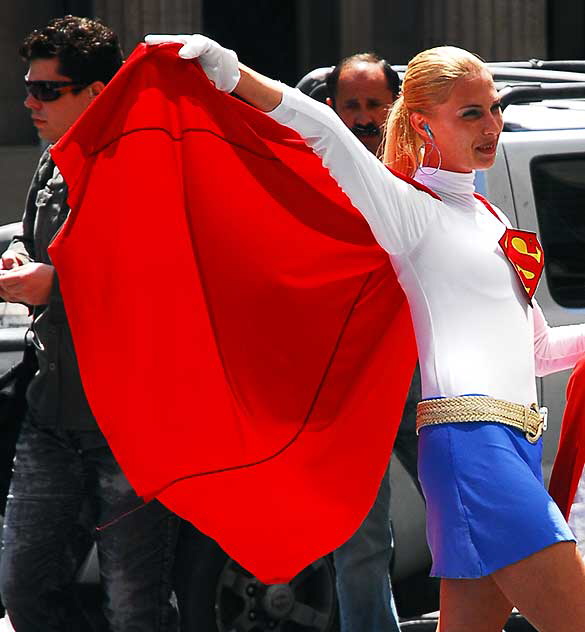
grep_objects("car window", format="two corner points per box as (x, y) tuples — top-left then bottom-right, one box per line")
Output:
(0, 301), (31, 329)
(531, 153), (585, 307)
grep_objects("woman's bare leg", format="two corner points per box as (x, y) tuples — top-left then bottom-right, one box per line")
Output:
(438, 541), (585, 631)
(438, 576), (512, 632)
(491, 541), (585, 632)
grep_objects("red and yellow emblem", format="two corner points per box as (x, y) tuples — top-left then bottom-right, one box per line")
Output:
(498, 229), (544, 301)
(474, 193), (544, 303)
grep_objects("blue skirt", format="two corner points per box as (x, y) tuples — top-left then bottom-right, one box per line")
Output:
(418, 421), (575, 578)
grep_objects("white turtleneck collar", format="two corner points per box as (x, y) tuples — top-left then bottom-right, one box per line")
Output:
(414, 168), (478, 210)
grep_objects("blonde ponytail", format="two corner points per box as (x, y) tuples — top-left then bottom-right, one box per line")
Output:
(382, 95), (421, 178)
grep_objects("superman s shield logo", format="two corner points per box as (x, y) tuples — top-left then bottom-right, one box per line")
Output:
(498, 229), (544, 302)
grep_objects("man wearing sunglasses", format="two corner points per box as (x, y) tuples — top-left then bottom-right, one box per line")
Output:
(0, 16), (180, 632)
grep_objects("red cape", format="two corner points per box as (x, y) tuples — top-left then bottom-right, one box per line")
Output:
(549, 358), (585, 519)
(49, 44), (416, 583)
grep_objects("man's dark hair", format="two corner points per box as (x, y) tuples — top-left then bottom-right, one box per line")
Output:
(20, 15), (123, 87)
(326, 52), (400, 107)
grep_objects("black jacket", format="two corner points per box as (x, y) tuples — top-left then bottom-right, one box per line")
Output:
(10, 149), (97, 429)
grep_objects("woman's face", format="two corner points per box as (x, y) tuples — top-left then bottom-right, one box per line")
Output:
(416, 68), (503, 173)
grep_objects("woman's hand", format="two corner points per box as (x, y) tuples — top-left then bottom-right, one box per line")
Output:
(144, 34), (240, 93)
(145, 34), (282, 112)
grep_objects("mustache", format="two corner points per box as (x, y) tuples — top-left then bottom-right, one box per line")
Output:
(351, 123), (380, 138)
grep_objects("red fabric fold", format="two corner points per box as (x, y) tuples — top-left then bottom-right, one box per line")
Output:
(549, 358), (585, 519)
(49, 43), (416, 583)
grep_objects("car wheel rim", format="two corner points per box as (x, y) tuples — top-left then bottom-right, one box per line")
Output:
(215, 557), (338, 632)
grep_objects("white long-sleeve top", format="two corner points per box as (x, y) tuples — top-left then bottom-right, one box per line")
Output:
(268, 85), (585, 405)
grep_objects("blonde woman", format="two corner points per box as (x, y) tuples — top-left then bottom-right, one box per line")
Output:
(146, 34), (585, 631)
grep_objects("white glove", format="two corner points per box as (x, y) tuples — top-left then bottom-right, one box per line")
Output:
(144, 34), (240, 93)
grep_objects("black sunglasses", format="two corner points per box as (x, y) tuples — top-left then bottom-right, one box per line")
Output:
(24, 80), (86, 102)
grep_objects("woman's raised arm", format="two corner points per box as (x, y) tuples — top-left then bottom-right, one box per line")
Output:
(145, 34), (439, 255)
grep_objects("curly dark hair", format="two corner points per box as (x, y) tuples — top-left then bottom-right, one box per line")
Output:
(20, 15), (123, 87)
(326, 52), (400, 108)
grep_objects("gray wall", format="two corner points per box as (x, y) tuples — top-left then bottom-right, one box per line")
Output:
(93, 0), (203, 60)
(0, 1), (66, 146)
(548, 0), (585, 59)
(0, 2), (64, 222)
(297, 0), (340, 76)
(341, 0), (547, 65)
(418, 0), (547, 61)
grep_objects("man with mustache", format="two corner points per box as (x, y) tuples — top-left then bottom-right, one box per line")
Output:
(326, 53), (399, 155)
(325, 53), (420, 632)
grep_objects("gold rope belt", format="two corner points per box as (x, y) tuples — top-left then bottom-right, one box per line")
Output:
(416, 396), (548, 444)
